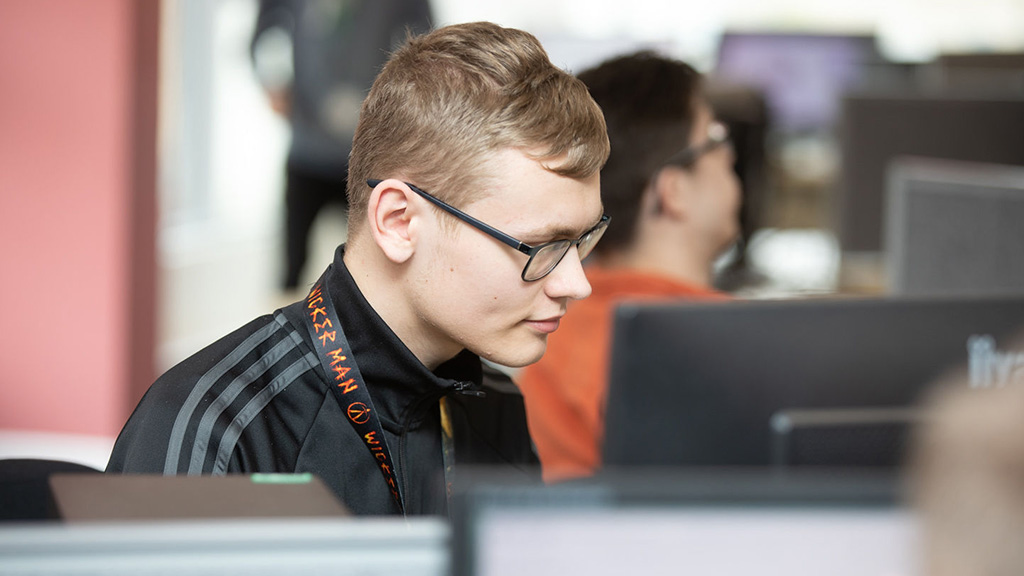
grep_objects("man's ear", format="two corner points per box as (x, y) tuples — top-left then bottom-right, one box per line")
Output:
(366, 179), (420, 264)
(651, 167), (691, 221)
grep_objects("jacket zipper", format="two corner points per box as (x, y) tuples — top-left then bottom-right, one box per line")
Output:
(395, 379), (481, 514)
(395, 383), (452, 515)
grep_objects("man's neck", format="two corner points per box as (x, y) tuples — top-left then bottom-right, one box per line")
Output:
(598, 226), (716, 288)
(343, 244), (461, 371)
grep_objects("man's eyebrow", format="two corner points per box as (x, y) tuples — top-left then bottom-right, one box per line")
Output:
(536, 226), (582, 240)
(528, 214), (605, 243)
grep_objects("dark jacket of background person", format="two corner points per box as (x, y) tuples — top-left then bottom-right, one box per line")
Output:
(252, 0), (432, 288)
(252, 0), (431, 180)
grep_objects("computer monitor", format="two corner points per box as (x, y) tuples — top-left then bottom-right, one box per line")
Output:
(48, 473), (350, 521)
(837, 94), (1024, 253)
(937, 52), (1024, 70)
(885, 157), (1024, 297)
(453, 469), (918, 576)
(0, 517), (449, 575)
(931, 52), (1024, 93)
(712, 32), (883, 134)
(602, 296), (1024, 469)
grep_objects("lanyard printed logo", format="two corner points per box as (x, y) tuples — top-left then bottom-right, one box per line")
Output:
(304, 273), (405, 513)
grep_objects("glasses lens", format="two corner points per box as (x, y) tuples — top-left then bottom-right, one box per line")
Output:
(523, 240), (572, 282)
(576, 219), (609, 260)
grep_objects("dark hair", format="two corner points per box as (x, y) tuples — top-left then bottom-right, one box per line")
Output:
(577, 51), (702, 254)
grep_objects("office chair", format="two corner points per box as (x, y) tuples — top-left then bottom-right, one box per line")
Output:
(0, 458), (101, 521)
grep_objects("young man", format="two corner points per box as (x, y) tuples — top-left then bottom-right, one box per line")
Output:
(518, 52), (741, 482)
(107, 22), (610, 516)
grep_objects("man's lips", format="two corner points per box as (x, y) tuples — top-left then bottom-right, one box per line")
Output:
(525, 316), (562, 334)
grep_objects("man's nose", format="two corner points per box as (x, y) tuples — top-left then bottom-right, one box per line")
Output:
(543, 246), (592, 301)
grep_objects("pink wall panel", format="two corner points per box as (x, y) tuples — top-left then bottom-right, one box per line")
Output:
(0, 1), (133, 437)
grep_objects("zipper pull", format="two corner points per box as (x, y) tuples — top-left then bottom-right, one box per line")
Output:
(452, 380), (487, 398)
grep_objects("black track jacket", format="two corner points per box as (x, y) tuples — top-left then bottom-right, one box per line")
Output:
(107, 246), (539, 515)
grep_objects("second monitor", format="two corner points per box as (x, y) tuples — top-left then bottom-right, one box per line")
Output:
(885, 156), (1024, 297)
(603, 296), (1024, 469)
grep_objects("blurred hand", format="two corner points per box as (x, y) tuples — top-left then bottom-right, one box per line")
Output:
(265, 88), (291, 117)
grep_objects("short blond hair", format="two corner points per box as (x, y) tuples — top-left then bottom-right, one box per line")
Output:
(346, 21), (609, 234)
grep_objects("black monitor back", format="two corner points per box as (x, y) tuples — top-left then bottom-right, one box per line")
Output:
(932, 52), (1024, 93)
(837, 94), (1024, 253)
(603, 297), (1024, 469)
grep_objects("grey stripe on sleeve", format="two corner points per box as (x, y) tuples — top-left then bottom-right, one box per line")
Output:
(186, 334), (300, 475)
(211, 352), (319, 474)
(162, 315), (290, 474)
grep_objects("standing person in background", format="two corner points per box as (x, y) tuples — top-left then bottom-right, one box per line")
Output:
(518, 52), (742, 483)
(108, 22), (610, 516)
(251, 0), (432, 291)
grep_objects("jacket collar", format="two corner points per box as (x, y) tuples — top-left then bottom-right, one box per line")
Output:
(322, 245), (482, 428)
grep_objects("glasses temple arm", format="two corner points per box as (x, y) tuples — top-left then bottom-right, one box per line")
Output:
(366, 179), (533, 255)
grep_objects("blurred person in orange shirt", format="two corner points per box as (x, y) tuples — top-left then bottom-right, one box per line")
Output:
(517, 52), (742, 482)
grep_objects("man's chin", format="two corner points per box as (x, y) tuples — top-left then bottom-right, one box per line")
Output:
(479, 340), (547, 369)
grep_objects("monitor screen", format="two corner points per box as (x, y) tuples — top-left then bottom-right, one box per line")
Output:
(602, 296), (1024, 469)
(0, 517), (448, 576)
(453, 470), (918, 576)
(712, 32), (881, 133)
(885, 157), (1024, 297)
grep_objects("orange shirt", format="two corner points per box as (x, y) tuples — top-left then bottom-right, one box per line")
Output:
(517, 267), (729, 482)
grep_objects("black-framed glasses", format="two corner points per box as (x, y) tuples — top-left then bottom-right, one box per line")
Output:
(367, 179), (610, 282)
(662, 120), (731, 168)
